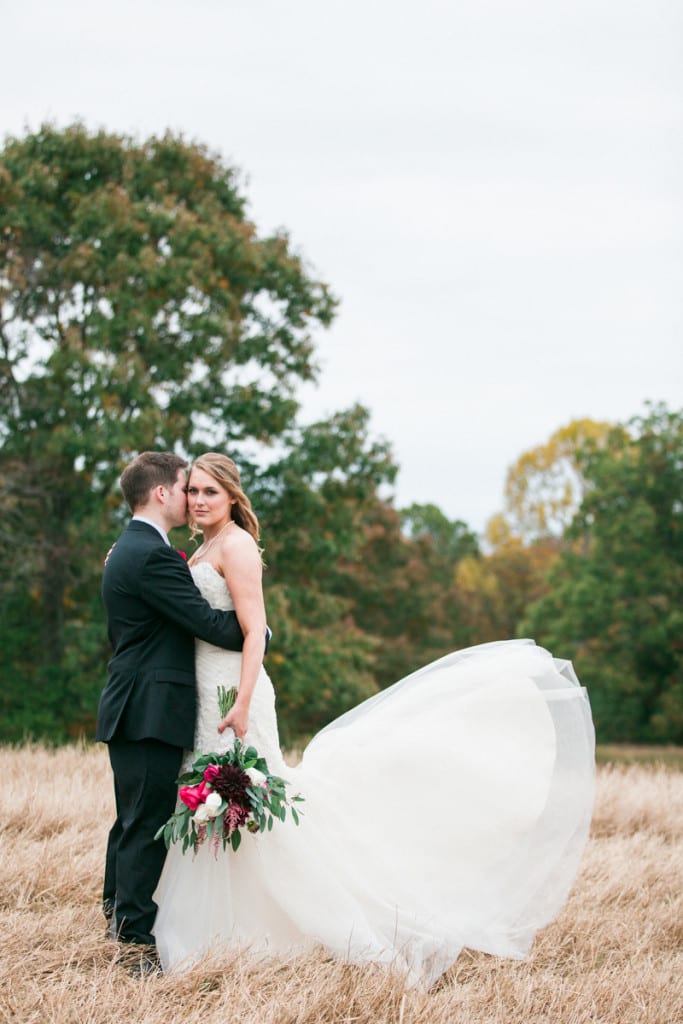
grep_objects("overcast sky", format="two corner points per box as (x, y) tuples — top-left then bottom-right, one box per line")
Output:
(3, 0), (682, 532)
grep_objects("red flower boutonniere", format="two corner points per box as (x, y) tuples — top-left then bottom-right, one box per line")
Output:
(178, 550), (187, 560)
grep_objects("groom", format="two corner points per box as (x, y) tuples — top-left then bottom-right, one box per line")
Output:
(96, 451), (247, 972)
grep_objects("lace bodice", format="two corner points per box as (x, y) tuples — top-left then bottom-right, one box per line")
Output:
(191, 561), (235, 612)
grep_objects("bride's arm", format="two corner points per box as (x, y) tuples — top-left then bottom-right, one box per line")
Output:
(214, 530), (267, 741)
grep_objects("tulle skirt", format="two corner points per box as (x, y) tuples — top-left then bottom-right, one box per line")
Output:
(154, 639), (595, 986)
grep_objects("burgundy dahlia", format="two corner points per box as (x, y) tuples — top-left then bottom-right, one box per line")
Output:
(212, 763), (251, 807)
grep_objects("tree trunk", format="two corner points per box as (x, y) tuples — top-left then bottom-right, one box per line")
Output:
(40, 488), (71, 670)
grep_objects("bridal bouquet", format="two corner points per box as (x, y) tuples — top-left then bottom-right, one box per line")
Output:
(155, 686), (303, 854)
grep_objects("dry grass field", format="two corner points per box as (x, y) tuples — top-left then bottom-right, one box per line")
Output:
(1, 744), (681, 1024)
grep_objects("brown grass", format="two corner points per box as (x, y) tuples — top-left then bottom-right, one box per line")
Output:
(1, 745), (681, 1024)
(597, 744), (683, 770)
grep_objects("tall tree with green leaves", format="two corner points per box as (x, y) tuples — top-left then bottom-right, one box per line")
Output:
(253, 404), (397, 741)
(328, 501), (478, 689)
(0, 123), (336, 738)
(523, 404), (683, 742)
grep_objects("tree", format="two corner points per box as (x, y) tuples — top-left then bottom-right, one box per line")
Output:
(501, 419), (614, 541)
(0, 123), (335, 738)
(252, 405), (397, 741)
(523, 405), (683, 742)
(401, 503), (479, 566)
(331, 501), (478, 688)
(448, 419), (615, 652)
(454, 534), (560, 644)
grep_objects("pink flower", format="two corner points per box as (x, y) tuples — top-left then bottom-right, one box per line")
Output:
(203, 764), (220, 783)
(222, 802), (250, 837)
(177, 550), (187, 560)
(179, 781), (210, 810)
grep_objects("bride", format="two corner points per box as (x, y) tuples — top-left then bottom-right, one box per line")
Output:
(153, 453), (595, 986)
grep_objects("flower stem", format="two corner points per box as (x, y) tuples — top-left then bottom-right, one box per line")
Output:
(217, 684), (237, 718)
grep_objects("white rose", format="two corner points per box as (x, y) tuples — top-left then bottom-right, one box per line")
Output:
(204, 792), (222, 817)
(194, 803), (211, 825)
(246, 767), (267, 787)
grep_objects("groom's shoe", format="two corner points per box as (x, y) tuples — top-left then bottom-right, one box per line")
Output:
(128, 956), (162, 979)
(117, 943), (162, 979)
(103, 899), (118, 941)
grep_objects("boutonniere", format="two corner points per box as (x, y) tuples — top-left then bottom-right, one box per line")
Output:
(177, 550), (187, 560)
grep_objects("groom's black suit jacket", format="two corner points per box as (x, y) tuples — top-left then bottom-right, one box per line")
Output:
(96, 520), (244, 749)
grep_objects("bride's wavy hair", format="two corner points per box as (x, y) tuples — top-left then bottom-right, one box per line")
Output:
(189, 453), (261, 550)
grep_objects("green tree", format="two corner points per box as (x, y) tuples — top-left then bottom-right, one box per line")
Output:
(523, 405), (683, 742)
(401, 503), (479, 565)
(252, 405), (397, 741)
(0, 123), (335, 739)
(331, 501), (478, 688)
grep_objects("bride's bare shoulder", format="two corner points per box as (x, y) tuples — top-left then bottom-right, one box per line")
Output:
(218, 525), (262, 563)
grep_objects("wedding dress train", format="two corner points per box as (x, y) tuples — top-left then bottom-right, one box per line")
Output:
(153, 563), (595, 985)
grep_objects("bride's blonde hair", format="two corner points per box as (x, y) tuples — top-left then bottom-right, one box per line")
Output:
(189, 453), (261, 547)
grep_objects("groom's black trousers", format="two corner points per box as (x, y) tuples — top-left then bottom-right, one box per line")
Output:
(104, 738), (183, 946)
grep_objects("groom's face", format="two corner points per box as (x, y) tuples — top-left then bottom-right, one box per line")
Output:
(166, 469), (189, 529)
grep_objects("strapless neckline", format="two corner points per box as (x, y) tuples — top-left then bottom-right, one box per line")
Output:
(189, 560), (234, 612)
(189, 561), (223, 579)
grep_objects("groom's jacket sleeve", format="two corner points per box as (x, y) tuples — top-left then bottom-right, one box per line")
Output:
(138, 546), (245, 651)
(138, 548), (270, 653)
(98, 537), (246, 746)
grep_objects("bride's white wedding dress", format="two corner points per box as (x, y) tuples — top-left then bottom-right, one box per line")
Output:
(153, 563), (595, 985)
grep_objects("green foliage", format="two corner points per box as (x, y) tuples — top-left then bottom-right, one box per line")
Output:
(0, 123), (336, 739)
(253, 405), (397, 740)
(2, 126), (681, 749)
(524, 404), (683, 742)
(0, 123), (335, 458)
(333, 501), (478, 689)
(401, 503), (479, 564)
(156, 738), (302, 855)
(265, 585), (379, 745)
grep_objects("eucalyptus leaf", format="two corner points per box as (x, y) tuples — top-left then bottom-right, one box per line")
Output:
(176, 772), (199, 784)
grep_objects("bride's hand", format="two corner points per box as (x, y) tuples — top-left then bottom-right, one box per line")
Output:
(218, 702), (249, 742)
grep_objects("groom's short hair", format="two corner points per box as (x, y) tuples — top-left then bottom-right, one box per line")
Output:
(120, 452), (188, 512)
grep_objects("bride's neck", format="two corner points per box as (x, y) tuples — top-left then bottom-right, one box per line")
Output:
(201, 518), (231, 542)
(195, 520), (236, 559)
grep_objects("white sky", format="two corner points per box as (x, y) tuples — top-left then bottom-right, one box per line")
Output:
(2, 0), (682, 532)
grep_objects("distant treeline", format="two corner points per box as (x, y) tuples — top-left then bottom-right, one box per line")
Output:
(1, 125), (681, 745)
